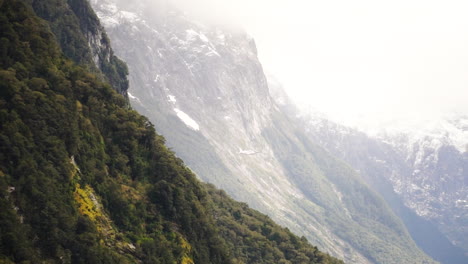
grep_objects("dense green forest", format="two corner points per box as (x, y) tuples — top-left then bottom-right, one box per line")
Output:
(207, 185), (339, 264)
(0, 0), (342, 263)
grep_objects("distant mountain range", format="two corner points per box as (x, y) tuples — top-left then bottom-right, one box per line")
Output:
(290, 101), (468, 263)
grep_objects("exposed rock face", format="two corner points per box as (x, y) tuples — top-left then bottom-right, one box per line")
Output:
(91, 0), (277, 208)
(90, 0), (437, 263)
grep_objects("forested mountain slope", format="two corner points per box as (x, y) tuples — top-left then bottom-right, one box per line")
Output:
(0, 0), (342, 263)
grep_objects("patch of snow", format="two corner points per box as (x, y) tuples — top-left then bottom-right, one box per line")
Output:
(93, 1), (147, 29)
(128, 92), (141, 103)
(218, 33), (225, 41)
(456, 200), (468, 208)
(97, 12), (119, 28)
(168, 95), (176, 103)
(184, 29), (220, 57)
(157, 49), (164, 58)
(199, 33), (209, 42)
(206, 49), (221, 57)
(119, 11), (139, 23)
(373, 115), (468, 154)
(100, 2), (118, 13)
(186, 29), (209, 43)
(410, 183), (421, 191)
(239, 149), (257, 155)
(186, 29), (198, 41)
(174, 108), (200, 131)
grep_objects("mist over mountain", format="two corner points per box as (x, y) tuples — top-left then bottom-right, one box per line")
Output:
(90, 0), (442, 263)
(273, 83), (468, 263)
(2, 0), (465, 263)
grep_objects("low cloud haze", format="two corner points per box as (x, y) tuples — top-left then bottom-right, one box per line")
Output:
(167, 0), (468, 127)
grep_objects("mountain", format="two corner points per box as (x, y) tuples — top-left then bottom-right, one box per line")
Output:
(0, 0), (342, 263)
(374, 117), (468, 254)
(91, 0), (437, 263)
(286, 97), (468, 263)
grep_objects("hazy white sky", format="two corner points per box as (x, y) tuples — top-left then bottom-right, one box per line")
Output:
(173, 0), (468, 127)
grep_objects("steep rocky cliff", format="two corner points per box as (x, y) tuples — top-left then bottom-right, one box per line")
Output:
(91, 0), (437, 263)
(0, 0), (343, 263)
